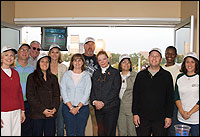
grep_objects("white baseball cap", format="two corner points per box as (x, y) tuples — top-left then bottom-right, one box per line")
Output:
(37, 52), (51, 62)
(49, 44), (61, 51)
(149, 48), (162, 56)
(1, 46), (17, 54)
(84, 37), (95, 44)
(119, 54), (130, 63)
(184, 52), (199, 60)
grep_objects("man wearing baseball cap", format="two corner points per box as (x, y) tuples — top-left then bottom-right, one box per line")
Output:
(82, 37), (99, 136)
(132, 48), (174, 136)
(14, 43), (35, 136)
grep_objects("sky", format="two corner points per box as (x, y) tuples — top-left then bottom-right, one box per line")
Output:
(22, 26), (175, 57)
(68, 27), (174, 56)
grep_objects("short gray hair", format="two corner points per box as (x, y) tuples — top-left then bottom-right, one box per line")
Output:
(30, 40), (41, 47)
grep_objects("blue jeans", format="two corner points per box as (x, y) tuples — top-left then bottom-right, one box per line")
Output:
(176, 120), (199, 136)
(56, 102), (65, 136)
(62, 103), (89, 136)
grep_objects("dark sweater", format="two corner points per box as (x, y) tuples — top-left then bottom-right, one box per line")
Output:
(90, 65), (122, 110)
(26, 71), (60, 119)
(132, 66), (174, 120)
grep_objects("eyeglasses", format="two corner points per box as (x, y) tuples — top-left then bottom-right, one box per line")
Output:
(32, 47), (41, 51)
(19, 49), (29, 52)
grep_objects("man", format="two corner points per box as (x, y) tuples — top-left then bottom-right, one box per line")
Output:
(132, 48), (174, 136)
(14, 43), (35, 136)
(163, 46), (181, 136)
(82, 37), (99, 136)
(28, 40), (41, 69)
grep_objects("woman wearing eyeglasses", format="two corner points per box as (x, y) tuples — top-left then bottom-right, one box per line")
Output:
(117, 54), (137, 136)
(90, 50), (122, 136)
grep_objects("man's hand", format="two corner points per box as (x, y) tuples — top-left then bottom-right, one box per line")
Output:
(164, 117), (172, 128)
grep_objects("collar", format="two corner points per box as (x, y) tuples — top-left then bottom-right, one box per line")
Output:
(101, 65), (110, 74)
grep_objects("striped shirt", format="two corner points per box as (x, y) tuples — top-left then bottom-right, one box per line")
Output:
(14, 60), (34, 101)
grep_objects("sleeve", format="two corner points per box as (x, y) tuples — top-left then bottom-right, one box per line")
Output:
(17, 73), (25, 111)
(90, 73), (97, 106)
(60, 72), (70, 104)
(103, 70), (122, 107)
(26, 75), (46, 114)
(165, 73), (174, 118)
(80, 74), (92, 104)
(132, 73), (140, 115)
(52, 75), (60, 111)
(174, 75), (181, 102)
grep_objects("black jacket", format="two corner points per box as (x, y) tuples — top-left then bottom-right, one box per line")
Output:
(132, 66), (174, 120)
(26, 71), (60, 119)
(90, 65), (122, 110)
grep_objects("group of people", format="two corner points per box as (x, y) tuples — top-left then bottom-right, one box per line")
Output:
(1, 37), (199, 136)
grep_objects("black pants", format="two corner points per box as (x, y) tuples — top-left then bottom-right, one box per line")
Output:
(21, 102), (33, 136)
(32, 118), (56, 136)
(95, 107), (119, 136)
(136, 117), (168, 136)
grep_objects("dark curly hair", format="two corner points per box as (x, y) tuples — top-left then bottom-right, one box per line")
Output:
(180, 56), (199, 74)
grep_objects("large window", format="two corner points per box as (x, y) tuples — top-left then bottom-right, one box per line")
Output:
(22, 26), (175, 70)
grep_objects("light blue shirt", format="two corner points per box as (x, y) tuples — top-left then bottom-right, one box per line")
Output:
(14, 60), (35, 101)
(60, 70), (91, 106)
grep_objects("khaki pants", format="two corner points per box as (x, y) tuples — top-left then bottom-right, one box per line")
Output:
(89, 103), (98, 136)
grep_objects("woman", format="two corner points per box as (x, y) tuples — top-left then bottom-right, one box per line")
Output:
(60, 53), (91, 136)
(26, 52), (60, 136)
(117, 54), (137, 136)
(48, 44), (67, 136)
(175, 52), (199, 136)
(1, 46), (25, 136)
(90, 50), (122, 136)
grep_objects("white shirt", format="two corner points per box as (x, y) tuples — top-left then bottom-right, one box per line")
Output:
(101, 65), (109, 74)
(163, 63), (181, 88)
(176, 74), (199, 124)
(2, 68), (12, 77)
(119, 71), (130, 100)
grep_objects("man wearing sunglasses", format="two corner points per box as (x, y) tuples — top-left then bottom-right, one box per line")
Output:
(28, 40), (41, 69)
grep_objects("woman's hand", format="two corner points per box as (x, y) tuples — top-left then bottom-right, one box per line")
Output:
(94, 101), (104, 110)
(1, 119), (4, 128)
(21, 111), (26, 123)
(70, 107), (79, 115)
(133, 115), (140, 127)
(43, 109), (54, 117)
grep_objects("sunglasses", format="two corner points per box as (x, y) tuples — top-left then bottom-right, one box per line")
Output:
(32, 47), (41, 51)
